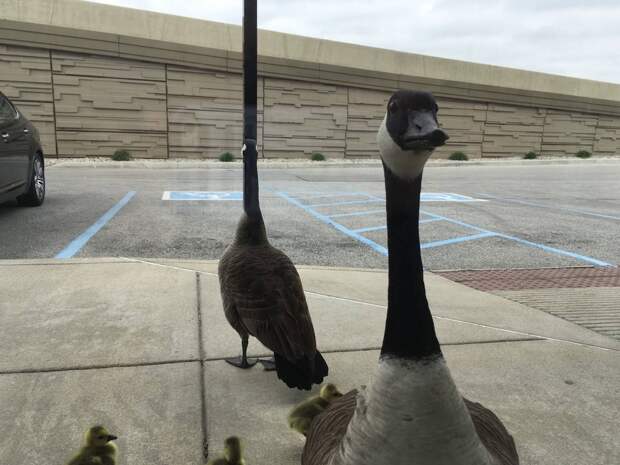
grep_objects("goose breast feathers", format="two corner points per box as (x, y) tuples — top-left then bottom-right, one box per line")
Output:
(302, 390), (519, 465)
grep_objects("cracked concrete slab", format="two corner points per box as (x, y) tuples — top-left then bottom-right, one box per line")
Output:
(294, 266), (620, 350)
(158, 260), (619, 350)
(1, 259), (616, 465)
(204, 340), (620, 465)
(199, 273), (538, 360)
(0, 362), (204, 465)
(0, 262), (199, 371)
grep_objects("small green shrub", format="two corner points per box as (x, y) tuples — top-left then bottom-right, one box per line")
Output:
(448, 151), (468, 161)
(311, 152), (326, 161)
(111, 149), (132, 161)
(219, 152), (234, 162)
(575, 150), (592, 159)
(523, 151), (538, 159)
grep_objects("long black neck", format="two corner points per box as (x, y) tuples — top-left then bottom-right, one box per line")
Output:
(243, 141), (262, 222)
(240, 0), (264, 239)
(380, 163), (441, 359)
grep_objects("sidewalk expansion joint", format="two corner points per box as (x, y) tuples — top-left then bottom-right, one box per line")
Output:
(0, 260), (135, 267)
(196, 272), (209, 462)
(201, 339), (544, 363)
(120, 257), (218, 276)
(0, 358), (200, 376)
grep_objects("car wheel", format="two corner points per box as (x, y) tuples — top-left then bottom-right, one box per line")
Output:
(17, 153), (45, 207)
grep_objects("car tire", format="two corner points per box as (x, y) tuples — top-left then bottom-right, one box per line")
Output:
(17, 153), (45, 207)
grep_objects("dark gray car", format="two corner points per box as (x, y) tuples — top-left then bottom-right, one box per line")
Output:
(0, 92), (45, 206)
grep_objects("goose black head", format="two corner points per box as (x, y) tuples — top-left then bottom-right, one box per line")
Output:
(85, 425), (117, 447)
(377, 90), (449, 179)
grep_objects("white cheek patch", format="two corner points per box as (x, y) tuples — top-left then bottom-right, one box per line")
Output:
(377, 114), (433, 179)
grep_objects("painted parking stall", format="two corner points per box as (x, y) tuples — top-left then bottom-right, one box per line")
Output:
(162, 191), (243, 201)
(277, 190), (614, 267)
(55, 191), (136, 259)
(4, 164), (617, 268)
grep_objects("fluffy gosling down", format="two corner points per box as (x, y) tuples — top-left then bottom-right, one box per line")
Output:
(66, 425), (118, 465)
(207, 436), (246, 465)
(289, 384), (343, 436)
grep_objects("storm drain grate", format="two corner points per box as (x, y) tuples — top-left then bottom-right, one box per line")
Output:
(437, 267), (620, 341)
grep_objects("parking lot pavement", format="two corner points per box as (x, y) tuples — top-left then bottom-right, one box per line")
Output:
(0, 162), (619, 270)
(1, 259), (618, 465)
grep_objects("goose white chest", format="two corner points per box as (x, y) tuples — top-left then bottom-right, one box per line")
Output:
(329, 357), (495, 465)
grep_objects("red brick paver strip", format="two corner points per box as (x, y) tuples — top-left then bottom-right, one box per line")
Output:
(436, 267), (620, 292)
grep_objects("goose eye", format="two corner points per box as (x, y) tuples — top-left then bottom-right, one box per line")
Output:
(388, 100), (398, 113)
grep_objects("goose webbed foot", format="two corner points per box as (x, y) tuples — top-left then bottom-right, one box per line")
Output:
(258, 357), (276, 371)
(227, 336), (257, 369)
(225, 355), (258, 369)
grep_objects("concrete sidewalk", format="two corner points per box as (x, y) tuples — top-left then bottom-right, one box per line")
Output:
(0, 258), (618, 464)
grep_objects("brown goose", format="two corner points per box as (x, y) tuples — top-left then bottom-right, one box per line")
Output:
(218, 0), (328, 390)
(302, 90), (519, 465)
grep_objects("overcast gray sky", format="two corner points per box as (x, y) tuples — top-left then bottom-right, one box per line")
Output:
(89, 0), (619, 84)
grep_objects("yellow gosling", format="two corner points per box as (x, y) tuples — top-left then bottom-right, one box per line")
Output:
(207, 436), (246, 465)
(288, 384), (343, 436)
(66, 425), (118, 465)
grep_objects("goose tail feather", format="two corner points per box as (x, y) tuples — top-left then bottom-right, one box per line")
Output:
(275, 351), (328, 390)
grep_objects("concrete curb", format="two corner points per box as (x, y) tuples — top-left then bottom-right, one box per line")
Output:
(45, 156), (620, 170)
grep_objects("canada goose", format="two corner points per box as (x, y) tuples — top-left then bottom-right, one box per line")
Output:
(288, 383), (343, 436)
(302, 90), (519, 465)
(66, 425), (118, 465)
(218, 0), (328, 390)
(207, 436), (246, 465)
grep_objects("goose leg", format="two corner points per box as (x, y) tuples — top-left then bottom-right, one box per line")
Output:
(258, 356), (276, 371)
(226, 336), (257, 369)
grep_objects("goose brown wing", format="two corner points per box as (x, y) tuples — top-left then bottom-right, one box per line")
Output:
(223, 246), (317, 361)
(465, 398), (519, 465)
(302, 389), (358, 465)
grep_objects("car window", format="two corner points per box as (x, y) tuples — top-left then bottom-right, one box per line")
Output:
(0, 96), (18, 127)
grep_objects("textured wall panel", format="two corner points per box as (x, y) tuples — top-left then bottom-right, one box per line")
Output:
(57, 131), (167, 158)
(53, 75), (167, 131)
(483, 104), (545, 157)
(0, 45), (56, 155)
(433, 98), (487, 159)
(0, 44), (52, 101)
(3, 1), (620, 116)
(541, 110), (597, 156)
(52, 51), (165, 81)
(263, 78), (347, 158)
(167, 67), (263, 158)
(13, 100), (56, 156)
(346, 87), (390, 158)
(593, 116), (620, 156)
(2, 44), (615, 160)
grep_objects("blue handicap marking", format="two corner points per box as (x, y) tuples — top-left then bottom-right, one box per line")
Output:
(162, 191), (243, 201)
(420, 193), (485, 202)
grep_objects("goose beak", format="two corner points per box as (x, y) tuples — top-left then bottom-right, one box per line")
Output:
(402, 110), (449, 150)
(107, 435), (117, 441)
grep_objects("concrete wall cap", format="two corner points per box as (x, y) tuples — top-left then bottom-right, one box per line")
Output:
(2, 0), (619, 103)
